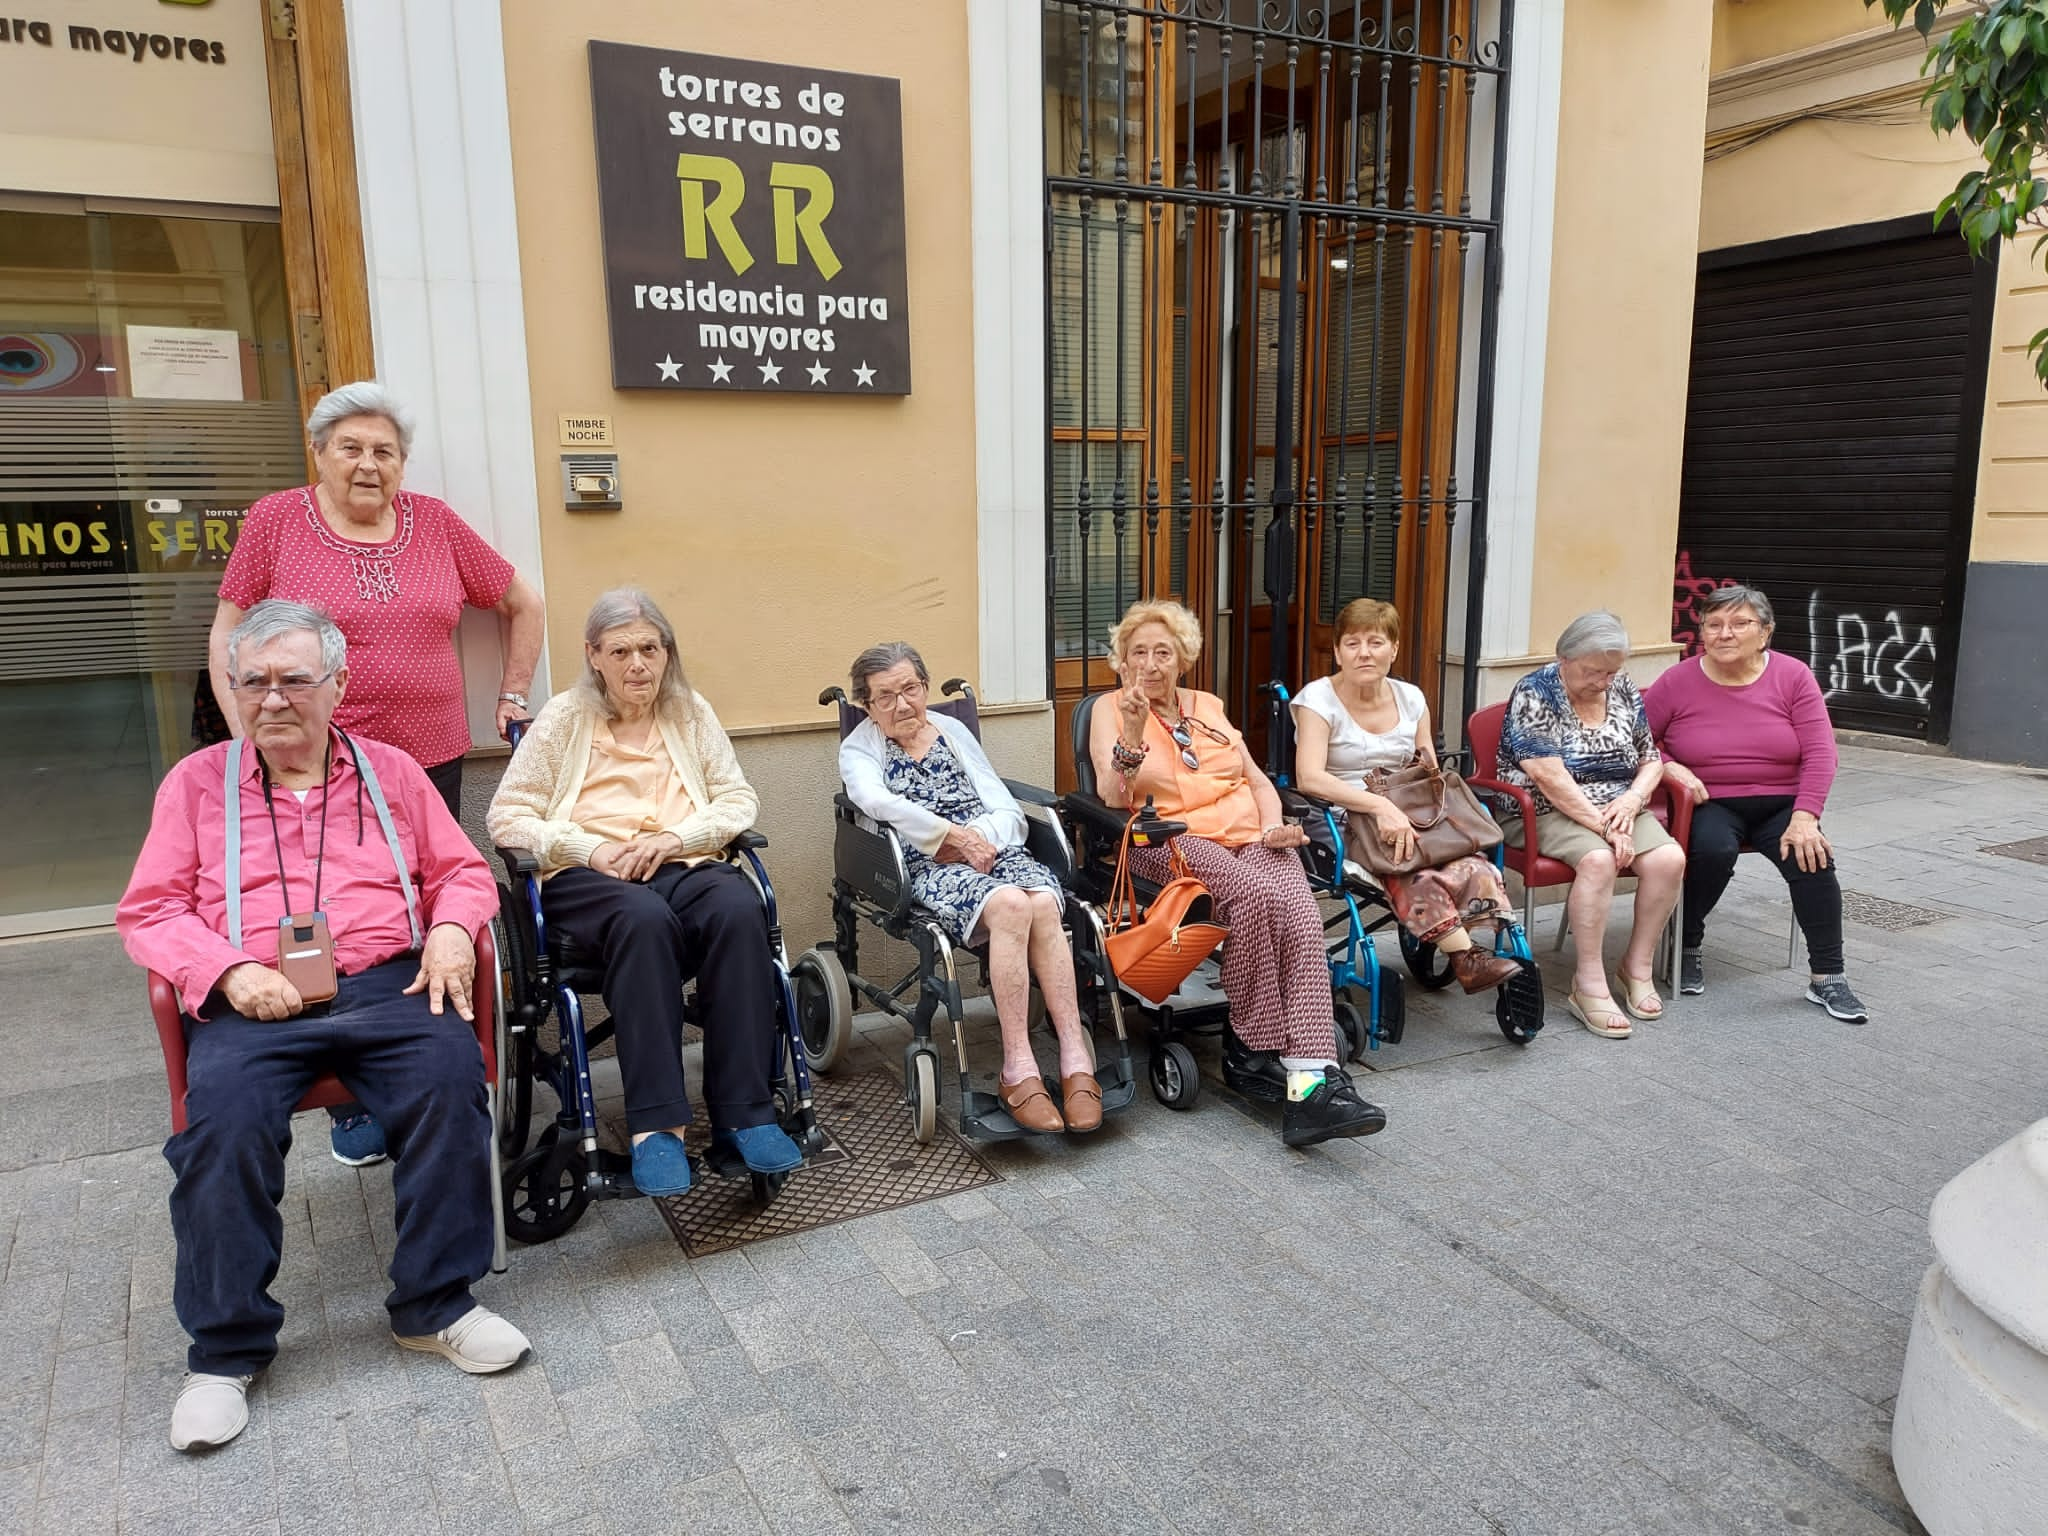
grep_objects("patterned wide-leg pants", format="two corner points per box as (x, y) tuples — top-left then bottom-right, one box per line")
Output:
(1132, 836), (1338, 1060)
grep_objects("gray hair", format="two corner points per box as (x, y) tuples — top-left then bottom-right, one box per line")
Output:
(1699, 583), (1776, 631)
(578, 587), (692, 721)
(1556, 610), (1631, 660)
(307, 380), (416, 456)
(228, 599), (346, 676)
(848, 641), (929, 706)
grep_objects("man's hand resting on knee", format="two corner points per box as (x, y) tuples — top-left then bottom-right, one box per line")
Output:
(405, 923), (477, 1020)
(220, 963), (305, 1021)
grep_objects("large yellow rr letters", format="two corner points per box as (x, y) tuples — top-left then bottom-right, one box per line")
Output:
(769, 163), (841, 280)
(676, 154), (753, 275)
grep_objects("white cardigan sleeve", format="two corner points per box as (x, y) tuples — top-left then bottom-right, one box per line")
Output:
(938, 716), (1029, 850)
(839, 720), (952, 856)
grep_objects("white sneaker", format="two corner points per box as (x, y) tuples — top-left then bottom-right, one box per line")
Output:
(169, 1372), (252, 1452)
(393, 1305), (531, 1374)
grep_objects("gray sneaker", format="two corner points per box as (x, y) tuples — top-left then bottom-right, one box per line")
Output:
(1679, 951), (1705, 996)
(1805, 976), (1868, 1024)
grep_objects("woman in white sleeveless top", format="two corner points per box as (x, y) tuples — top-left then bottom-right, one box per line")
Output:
(1290, 599), (1521, 995)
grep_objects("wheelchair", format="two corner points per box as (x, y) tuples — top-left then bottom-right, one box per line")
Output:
(490, 732), (844, 1244)
(813, 677), (1137, 1143)
(1258, 682), (1545, 1047)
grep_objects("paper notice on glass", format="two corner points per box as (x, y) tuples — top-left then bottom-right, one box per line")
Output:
(125, 325), (244, 401)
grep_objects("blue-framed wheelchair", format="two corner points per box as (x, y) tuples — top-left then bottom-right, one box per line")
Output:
(489, 729), (842, 1244)
(813, 678), (1137, 1143)
(1258, 682), (1545, 1047)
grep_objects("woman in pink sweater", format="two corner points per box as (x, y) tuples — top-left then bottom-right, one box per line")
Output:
(1644, 586), (1865, 1023)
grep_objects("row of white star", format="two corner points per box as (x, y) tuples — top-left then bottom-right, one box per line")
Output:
(655, 354), (877, 386)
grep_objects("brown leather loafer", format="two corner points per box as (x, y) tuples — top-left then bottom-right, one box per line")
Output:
(1450, 947), (1523, 995)
(1059, 1072), (1103, 1133)
(998, 1075), (1065, 1134)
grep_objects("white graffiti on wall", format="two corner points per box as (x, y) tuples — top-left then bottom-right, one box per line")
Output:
(1807, 592), (1938, 710)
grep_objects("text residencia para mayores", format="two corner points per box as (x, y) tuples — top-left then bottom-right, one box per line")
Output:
(0, 17), (232, 64)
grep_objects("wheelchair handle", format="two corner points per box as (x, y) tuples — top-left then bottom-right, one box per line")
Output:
(818, 685), (851, 707)
(505, 717), (532, 749)
(940, 677), (975, 701)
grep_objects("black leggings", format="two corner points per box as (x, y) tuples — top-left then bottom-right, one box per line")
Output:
(1682, 795), (1843, 974)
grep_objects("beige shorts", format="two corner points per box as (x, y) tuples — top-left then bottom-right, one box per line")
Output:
(1502, 808), (1675, 868)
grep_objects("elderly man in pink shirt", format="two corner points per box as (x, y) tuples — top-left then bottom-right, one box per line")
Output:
(119, 599), (532, 1453)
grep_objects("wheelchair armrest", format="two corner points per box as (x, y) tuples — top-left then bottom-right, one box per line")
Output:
(1002, 777), (1062, 809)
(728, 830), (768, 851)
(1061, 792), (1131, 844)
(494, 845), (541, 879)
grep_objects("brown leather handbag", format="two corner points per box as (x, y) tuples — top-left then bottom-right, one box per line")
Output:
(1351, 759), (1503, 877)
(1103, 818), (1227, 1004)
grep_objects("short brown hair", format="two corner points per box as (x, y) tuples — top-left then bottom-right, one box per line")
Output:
(1333, 597), (1400, 647)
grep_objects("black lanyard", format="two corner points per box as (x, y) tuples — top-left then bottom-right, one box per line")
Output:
(260, 740), (332, 915)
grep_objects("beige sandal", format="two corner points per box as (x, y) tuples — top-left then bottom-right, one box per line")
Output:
(1567, 990), (1632, 1038)
(1614, 972), (1663, 1022)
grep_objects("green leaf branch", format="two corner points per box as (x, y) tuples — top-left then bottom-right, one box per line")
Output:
(1870, 0), (2048, 380)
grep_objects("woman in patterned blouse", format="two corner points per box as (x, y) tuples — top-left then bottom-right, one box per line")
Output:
(1496, 612), (1685, 1039)
(838, 642), (1101, 1136)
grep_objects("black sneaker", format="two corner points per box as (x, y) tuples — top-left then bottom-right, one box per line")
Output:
(1281, 1067), (1387, 1148)
(1221, 1032), (1288, 1103)
(1679, 951), (1705, 996)
(1805, 976), (1868, 1024)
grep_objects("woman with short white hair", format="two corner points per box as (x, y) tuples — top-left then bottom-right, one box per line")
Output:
(1495, 612), (1684, 1039)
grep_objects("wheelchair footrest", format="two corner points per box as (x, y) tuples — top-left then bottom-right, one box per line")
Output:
(586, 1147), (642, 1202)
(957, 1057), (1138, 1142)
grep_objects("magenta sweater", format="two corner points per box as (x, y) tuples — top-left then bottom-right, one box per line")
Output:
(1643, 654), (1837, 816)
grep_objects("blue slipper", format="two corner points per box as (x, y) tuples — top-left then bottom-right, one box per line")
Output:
(628, 1132), (693, 1197)
(712, 1123), (803, 1175)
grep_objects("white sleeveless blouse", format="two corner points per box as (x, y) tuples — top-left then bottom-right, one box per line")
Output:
(1292, 675), (1425, 782)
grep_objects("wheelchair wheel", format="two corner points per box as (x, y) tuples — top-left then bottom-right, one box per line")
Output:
(907, 1051), (938, 1144)
(503, 1131), (590, 1245)
(1399, 928), (1457, 990)
(1494, 957), (1546, 1044)
(1149, 1040), (1200, 1110)
(1332, 994), (1370, 1064)
(1373, 970), (1407, 1046)
(791, 947), (853, 1074)
(498, 1028), (535, 1160)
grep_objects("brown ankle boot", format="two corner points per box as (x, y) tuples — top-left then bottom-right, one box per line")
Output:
(1449, 947), (1522, 995)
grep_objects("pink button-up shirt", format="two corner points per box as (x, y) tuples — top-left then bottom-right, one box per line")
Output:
(119, 729), (499, 1017)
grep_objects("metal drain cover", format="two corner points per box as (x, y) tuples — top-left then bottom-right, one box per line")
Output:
(1840, 890), (1949, 930)
(1982, 836), (2048, 867)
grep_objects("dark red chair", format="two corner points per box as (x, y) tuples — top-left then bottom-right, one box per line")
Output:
(1465, 702), (1694, 1000)
(149, 925), (507, 1270)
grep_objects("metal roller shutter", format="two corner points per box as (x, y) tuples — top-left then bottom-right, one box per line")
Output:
(1674, 225), (1994, 741)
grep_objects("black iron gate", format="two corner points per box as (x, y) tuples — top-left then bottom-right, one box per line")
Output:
(1043, 0), (1513, 779)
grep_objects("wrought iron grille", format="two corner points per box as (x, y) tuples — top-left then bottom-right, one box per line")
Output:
(1043, 0), (1513, 764)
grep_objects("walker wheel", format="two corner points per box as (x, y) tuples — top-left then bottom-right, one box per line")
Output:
(1399, 928), (1457, 991)
(1332, 995), (1370, 1064)
(908, 1051), (938, 1144)
(1494, 958), (1546, 1044)
(1149, 1041), (1200, 1110)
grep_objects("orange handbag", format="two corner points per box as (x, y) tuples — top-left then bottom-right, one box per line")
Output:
(1102, 816), (1227, 1004)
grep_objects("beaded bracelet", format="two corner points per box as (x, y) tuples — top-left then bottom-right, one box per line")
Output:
(1110, 738), (1148, 773)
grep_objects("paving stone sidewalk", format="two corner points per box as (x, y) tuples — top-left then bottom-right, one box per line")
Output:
(3, 742), (2044, 1535)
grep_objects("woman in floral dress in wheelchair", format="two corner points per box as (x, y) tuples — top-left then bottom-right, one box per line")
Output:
(838, 642), (1100, 1134)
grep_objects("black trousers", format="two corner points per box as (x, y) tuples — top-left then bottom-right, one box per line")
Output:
(170, 960), (492, 1374)
(541, 861), (780, 1135)
(1682, 794), (1844, 974)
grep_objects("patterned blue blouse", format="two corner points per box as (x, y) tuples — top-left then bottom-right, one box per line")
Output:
(1495, 663), (1659, 817)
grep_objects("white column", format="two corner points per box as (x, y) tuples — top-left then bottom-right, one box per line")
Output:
(342, 0), (549, 743)
(967, 0), (1049, 706)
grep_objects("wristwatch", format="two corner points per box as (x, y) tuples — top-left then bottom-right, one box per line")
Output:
(498, 691), (529, 709)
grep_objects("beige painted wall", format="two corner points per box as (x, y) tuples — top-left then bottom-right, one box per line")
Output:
(1527, 0), (1715, 655)
(1712, 0), (1887, 73)
(1969, 243), (2048, 564)
(1699, 116), (1972, 253)
(499, 2), (979, 733)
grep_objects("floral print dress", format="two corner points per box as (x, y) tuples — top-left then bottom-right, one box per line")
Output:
(884, 734), (1062, 944)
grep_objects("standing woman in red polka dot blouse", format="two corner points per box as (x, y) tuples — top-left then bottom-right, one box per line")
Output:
(206, 381), (545, 1170)
(207, 381), (546, 818)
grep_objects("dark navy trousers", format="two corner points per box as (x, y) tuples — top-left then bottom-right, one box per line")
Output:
(167, 958), (493, 1376)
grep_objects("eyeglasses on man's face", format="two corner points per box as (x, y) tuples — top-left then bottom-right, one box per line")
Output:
(230, 671), (337, 702)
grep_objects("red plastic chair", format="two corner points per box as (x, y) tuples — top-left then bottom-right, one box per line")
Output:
(149, 924), (507, 1270)
(1465, 702), (1694, 998)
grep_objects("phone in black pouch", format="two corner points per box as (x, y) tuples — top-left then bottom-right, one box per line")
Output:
(277, 912), (338, 1003)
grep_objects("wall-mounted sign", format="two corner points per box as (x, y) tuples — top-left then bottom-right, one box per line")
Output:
(587, 41), (910, 396)
(126, 324), (244, 401)
(558, 413), (615, 447)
